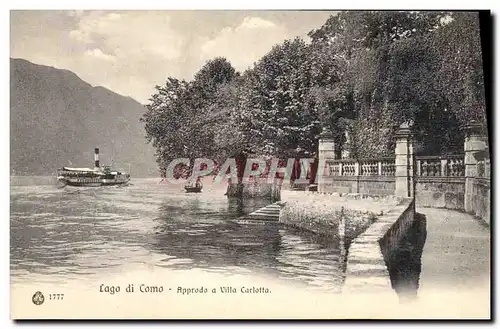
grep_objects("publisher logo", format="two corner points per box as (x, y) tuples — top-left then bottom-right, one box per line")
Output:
(32, 291), (44, 305)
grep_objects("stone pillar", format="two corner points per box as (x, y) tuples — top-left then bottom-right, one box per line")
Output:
(464, 121), (487, 213)
(318, 127), (336, 193)
(341, 130), (350, 159)
(394, 122), (414, 198)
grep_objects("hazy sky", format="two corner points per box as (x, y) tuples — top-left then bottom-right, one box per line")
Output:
(10, 10), (335, 103)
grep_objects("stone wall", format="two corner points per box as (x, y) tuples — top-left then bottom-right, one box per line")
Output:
(415, 177), (465, 210)
(279, 193), (398, 243)
(469, 178), (491, 225)
(322, 176), (466, 210)
(342, 198), (425, 301)
(359, 177), (396, 196)
(278, 191), (425, 300)
(321, 177), (395, 196)
(226, 178), (282, 201)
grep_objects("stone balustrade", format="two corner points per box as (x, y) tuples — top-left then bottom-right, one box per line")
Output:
(318, 121), (490, 225)
(327, 158), (396, 177)
(322, 157), (396, 196)
(415, 155), (465, 177)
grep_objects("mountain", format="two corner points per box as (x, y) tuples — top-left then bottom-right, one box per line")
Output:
(10, 58), (159, 177)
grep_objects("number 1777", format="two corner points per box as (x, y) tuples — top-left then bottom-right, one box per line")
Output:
(49, 293), (64, 300)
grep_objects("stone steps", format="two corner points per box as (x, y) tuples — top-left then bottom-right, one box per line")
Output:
(245, 202), (284, 221)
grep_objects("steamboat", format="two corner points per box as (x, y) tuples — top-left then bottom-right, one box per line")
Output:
(56, 148), (130, 187)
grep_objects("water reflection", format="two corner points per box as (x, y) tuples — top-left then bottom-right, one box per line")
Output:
(384, 213), (427, 302)
(151, 196), (279, 273)
(276, 228), (343, 292)
(11, 180), (344, 291)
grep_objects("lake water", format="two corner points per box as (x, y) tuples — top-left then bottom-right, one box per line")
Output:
(10, 178), (344, 293)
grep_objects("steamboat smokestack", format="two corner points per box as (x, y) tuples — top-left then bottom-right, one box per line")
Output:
(94, 148), (100, 170)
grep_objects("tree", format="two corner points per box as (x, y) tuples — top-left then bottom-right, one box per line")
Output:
(241, 38), (322, 158)
(143, 10), (487, 186)
(141, 77), (190, 168)
(307, 10), (473, 157)
(309, 11), (446, 51)
(432, 12), (487, 132)
(141, 57), (237, 174)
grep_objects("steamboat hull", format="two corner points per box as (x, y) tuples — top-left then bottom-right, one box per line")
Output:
(58, 177), (130, 187)
(61, 180), (129, 187)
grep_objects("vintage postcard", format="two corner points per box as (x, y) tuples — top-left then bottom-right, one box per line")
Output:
(9, 9), (491, 320)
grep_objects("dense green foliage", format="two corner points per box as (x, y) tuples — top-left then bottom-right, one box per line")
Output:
(142, 11), (487, 171)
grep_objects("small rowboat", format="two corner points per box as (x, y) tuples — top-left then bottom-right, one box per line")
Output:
(184, 186), (203, 193)
(185, 176), (203, 193)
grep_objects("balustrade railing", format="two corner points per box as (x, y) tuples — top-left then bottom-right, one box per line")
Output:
(325, 157), (395, 177)
(381, 159), (396, 176)
(447, 156), (466, 177)
(342, 160), (357, 176)
(325, 155), (465, 178)
(415, 155), (464, 177)
(328, 162), (340, 176)
(360, 160), (378, 176)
